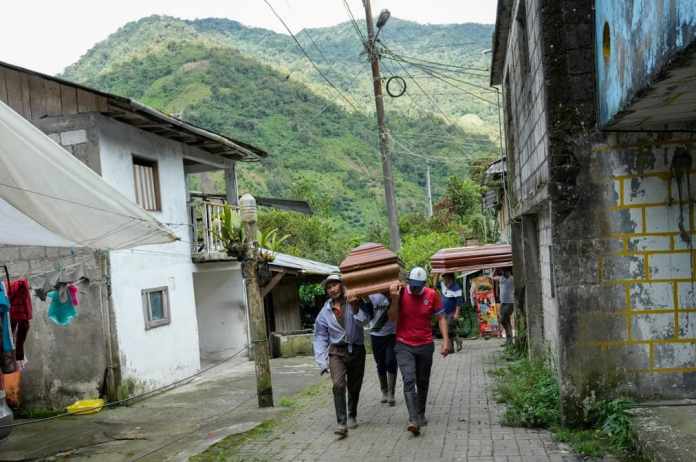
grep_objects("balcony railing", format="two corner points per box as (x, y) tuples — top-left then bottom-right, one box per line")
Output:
(189, 192), (237, 259)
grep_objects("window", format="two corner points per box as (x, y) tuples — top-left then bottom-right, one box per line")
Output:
(142, 287), (170, 330)
(133, 156), (161, 211)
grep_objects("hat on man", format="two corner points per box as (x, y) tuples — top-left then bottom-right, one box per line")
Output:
(407, 267), (428, 289)
(321, 273), (342, 288)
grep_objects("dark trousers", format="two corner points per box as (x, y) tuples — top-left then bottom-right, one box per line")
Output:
(395, 341), (434, 417)
(500, 303), (514, 340)
(10, 319), (29, 361)
(329, 344), (366, 424)
(371, 334), (397, 375)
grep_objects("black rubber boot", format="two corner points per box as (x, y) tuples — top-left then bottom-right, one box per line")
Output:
(333, 386), (347, 426)
(387, 372), (397, 406)
(404, 391), (420, 436)
(378, 373), (389, 403)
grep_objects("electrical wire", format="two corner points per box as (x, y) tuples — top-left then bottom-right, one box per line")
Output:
(381, 48), (491, 73)
(343, 0), (367, 46)
(263, 0), (360, 111)
(0, 345), (249, 430)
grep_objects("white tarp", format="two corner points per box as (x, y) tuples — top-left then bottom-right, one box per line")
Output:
(0, 100), (177, 249)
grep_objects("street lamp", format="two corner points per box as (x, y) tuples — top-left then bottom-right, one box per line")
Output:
(374, 9), (391, 43)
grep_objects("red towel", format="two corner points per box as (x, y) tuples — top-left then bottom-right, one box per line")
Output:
(9, 279), (32, 321)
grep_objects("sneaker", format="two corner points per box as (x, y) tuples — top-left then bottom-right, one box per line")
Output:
(347, 417), (358, 429)
(381, 392), (388, 404)
(334, 424), (348, 437)
(407, 421), (420, 436)
(418, 414), (428, 427)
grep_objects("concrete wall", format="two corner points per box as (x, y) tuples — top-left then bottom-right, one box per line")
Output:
(595, 0), (696, 126)
(0, 247), (108, 408)
(503, 0), (550, 215)
(571, 133), (696, 399)
(498, 0), (696, 420)
(192, 262), (249, 362)
(97, 116), (201, 388)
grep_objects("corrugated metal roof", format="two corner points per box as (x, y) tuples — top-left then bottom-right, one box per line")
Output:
(485, 158), (507, 176)
(0, 60), (267, 161)
(269, 252), (338, 276)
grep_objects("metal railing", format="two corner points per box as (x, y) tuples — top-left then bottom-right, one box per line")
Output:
(189, 193), (237, 257)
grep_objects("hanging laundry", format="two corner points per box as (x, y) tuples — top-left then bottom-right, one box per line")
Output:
(0, 282), (16, 374)
(68, 283), (79, 306)
(47, 285), (77, 326)
(9, 278), (32, 362)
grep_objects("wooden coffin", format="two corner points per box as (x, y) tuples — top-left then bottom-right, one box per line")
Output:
(430, 244), (512, 274)
(339, 243), (402, 298)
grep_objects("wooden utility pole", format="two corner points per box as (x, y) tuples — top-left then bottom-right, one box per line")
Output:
(425, 163), (433, 217)
(363, 0), (401, 252)
(239, 193), (274, 408)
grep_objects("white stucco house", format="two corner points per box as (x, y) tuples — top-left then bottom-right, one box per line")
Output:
(0, 60), (268, 407)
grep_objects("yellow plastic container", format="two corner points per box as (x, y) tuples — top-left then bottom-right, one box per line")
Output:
(66, 399), (105, 415)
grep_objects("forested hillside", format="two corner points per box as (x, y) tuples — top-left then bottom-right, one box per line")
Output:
(60, 15), (498, 260)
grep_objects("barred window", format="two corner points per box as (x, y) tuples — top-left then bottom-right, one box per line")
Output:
(133, 156), (161, 211)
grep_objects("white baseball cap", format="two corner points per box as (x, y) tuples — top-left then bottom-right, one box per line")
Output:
(321, 274), (342, 288)
(407, 267), (428, 288)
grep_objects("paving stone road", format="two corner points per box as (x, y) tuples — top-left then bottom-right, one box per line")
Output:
(231, 339), (583, 462)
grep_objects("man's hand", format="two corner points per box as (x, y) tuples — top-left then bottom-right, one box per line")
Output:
(440, 342), (450, 357)
(389, 282), (402, 298)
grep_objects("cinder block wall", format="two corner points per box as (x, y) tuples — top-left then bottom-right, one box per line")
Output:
(585, 133), (696, 397)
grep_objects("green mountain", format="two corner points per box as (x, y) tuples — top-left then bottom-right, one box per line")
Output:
(61, 15), (498, 232)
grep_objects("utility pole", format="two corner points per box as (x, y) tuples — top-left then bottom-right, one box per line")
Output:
(239, 193), (274, 408)
(363, 0), (401, 251)
(425, 163), (433, 217)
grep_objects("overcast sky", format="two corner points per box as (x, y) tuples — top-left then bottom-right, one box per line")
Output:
(1, 1), (496, 75)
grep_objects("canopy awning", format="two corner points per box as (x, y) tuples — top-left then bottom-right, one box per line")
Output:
(0, 100), (177, 249)
(431, 244), (512, 274)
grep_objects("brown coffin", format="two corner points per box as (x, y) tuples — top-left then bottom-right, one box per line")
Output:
(339, 243), (401, 298)
(430, 244), (512, 274)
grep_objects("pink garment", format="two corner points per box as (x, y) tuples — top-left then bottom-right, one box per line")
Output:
(67, 284), (79, 306)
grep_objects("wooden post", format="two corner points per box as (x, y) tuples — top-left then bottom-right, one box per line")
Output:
(425, 163), (433, 217)
(240, 193), (274, 407)
(363, 0), (401, 252)
(224, 160), (239, 207)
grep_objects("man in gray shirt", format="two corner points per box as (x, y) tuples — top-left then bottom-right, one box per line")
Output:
(498, 269), (514, 345)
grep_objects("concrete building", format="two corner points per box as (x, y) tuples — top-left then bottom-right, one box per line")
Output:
(491, 0), (696, 420)
(0, 60), (266, 408)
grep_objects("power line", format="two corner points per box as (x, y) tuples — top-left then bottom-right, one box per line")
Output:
(263, 0), (360, 111)
(380, 47), (491, 73)
(381, 53), (490, 79)
(343, 0), (367, 45)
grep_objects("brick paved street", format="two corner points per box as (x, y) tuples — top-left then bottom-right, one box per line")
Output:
(231, 339), (582, 462)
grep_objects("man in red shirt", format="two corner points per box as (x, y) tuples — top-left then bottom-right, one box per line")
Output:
(389, 267), (450, 435)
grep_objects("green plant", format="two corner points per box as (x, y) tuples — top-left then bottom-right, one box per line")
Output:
(493, 358), (561, 428)
(215, 204), (244, 258)
(257, 227), (290, 262)
(492, 356), (641, 459)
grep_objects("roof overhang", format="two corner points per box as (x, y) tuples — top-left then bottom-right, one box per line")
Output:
(0, 60), (267, 162)
(490, 0), (513, 86)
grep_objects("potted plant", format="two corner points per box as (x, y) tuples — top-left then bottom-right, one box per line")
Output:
(215, 205), (245, 259)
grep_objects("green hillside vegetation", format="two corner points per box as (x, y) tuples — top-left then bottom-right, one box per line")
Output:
(61, 15), (499, 263)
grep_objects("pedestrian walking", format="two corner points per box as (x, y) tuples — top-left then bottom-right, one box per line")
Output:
(389, 267), (450, 436)
(496, 269), (514, 344)
(313, 274), (372, 437)
(439, 273), (463, 353)
(367, 292), (397, 406)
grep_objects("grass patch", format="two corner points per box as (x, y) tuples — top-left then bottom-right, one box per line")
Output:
(491, 353), (641, 460)
(12, 407), (64, 419)
(190, 381), (329, 462)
